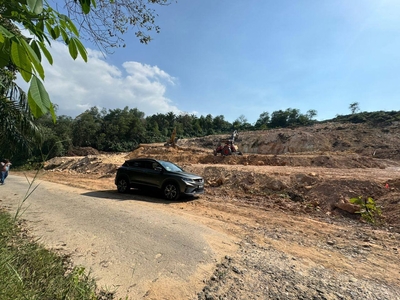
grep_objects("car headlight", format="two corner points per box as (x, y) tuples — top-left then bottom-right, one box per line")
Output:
(181, 177), (194, 183)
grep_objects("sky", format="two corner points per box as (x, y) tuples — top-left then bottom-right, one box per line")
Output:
(18, 0), (400, 124)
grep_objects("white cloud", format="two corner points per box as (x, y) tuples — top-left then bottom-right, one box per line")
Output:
(18, 41), (181, 118)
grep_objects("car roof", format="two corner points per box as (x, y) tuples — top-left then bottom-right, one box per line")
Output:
(125, 158), (168, 164)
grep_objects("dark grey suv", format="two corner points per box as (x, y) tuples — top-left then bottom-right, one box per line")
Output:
(115, 158), (204, 200)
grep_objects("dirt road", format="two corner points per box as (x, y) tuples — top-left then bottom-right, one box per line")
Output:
(0, 175), (237, 299)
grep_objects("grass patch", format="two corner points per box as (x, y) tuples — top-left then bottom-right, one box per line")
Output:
(0, 209), (113, 300)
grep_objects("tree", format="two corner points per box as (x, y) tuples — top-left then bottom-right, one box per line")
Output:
(0, 19), (40, 158)
(233, 114), (252, 131)
(200, 114), (214, 135)
(72, 107), (102, 147)
(254, 111), (270, 130)
(0, 0), (170, 121)
(0, 68), (40, 158)
(269, 109), (289, 128)
(306, 109), (317, 120)
(1, 0), (88, 121)
(63, 0), (171, 52)
(34, 113), (74, 159)
(212, 115), (230, 133)
(286, 108), (300, 126)
(349, 102), (360, 114)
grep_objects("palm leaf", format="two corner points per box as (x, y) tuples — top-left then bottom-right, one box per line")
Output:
(0, 72), (41, 158)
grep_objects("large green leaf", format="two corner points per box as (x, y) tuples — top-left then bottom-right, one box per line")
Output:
(0, 50), (9, 68)
(20, 38), (45, 80)
(30, 40), (42, 61)
(59, 14), (79, 36)
(37, 41), (53, 65)
(71, 37), (87, 62)
(36, 20), (45, 40)
(80, 0), (91, 14)
(45, 21), (57, 39)
(0, 37), (11, 68)
(27, 0), (44, 14)
(53, 25), (61, 39)
(11, 40), (32, 82)
(68, 38), (78, 60)
(27, 76), (53, 120)
(60, 27), (69, 43)
(0, 26), (14, 39)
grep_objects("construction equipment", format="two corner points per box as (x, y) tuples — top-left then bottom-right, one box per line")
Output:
(214, 130), (242, 156)
(164, 127), (178, 148)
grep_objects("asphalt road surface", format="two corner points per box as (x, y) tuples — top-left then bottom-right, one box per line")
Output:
(0, 175), (236, 299)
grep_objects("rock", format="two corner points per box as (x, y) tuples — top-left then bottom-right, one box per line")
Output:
(288, 191), (304, 202)
(334, 199), (359, 214)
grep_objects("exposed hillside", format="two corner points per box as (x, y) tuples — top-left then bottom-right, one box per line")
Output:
(178, 121), (400, 160)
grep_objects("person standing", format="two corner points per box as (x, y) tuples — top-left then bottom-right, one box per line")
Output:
(1, 159), (11, 185)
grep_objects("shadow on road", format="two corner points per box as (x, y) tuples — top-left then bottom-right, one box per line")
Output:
(80, 188), (199, 204)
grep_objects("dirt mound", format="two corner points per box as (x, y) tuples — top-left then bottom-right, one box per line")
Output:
(43, 153), (128, 174)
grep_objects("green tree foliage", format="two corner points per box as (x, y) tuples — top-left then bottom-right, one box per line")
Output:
(349, 196), (382, 225)
(0, 0), (174, 164)
(1, 0), (89, 121)
(233, 114), (252, 131)
(349, 102), (360, 114)
(200, 114), (215, 135)
(269, 109), (290, 128)
(72, 107), (103, 148)
(34, 112), (74, 157)
(269, 108), (315, 128)
(0, 65), (40, 158)
(327, 110), (400, 126)
(1, 0), (171, 121)
(212, 115), (231, 133)
(254, 111), (270, 130)
(306, 109), (317, 120)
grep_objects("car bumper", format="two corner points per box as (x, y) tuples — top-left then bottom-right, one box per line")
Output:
(183, 185), (204, 196)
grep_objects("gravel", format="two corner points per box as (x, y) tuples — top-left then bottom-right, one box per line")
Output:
(197, 222), (400, 300)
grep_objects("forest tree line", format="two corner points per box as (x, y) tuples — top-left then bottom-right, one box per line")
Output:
(13, 101), (400, 167)
(15, 107), (317, 165)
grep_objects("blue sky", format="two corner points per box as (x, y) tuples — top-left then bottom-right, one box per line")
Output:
(22, 0), (400, 124)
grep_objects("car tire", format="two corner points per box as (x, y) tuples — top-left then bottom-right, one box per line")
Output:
(163, 182), (180, 200)
(117, 177), (130, 193)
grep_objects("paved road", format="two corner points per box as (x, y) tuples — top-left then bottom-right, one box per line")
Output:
(0, 175), (236, 299)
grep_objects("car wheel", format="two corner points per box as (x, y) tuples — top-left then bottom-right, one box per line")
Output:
(117, 177), (130, 193)
(163, 182), (180, 200)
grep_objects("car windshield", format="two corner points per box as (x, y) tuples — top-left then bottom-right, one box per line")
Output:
(159, 161), (183, 172)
